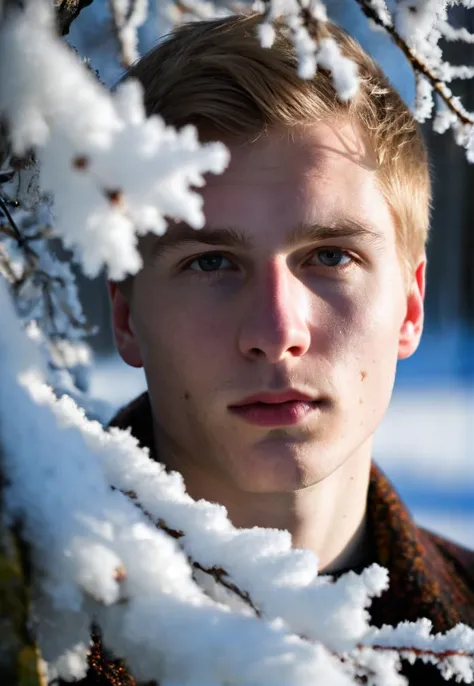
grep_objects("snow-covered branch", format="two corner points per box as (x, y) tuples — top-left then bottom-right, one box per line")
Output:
(256, 0), (474, 160)
(2, 277), (474, 684)
(358, 0), (473, 126)
(1, 0), (474, 683)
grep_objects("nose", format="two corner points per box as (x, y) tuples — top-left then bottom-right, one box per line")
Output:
(238, 258), (311, 363)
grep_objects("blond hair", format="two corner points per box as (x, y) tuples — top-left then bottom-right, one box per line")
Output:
(125, 13), (430, 282)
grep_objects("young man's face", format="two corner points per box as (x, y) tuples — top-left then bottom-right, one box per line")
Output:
(111, 120), (425, 494)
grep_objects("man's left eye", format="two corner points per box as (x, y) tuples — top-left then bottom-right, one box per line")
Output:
(312, 248), (352, 267)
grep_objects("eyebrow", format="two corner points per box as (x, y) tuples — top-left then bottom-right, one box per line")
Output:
(148, 218), (385, 261)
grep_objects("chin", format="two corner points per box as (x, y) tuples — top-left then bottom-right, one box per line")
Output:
(230, 446), (336, 494)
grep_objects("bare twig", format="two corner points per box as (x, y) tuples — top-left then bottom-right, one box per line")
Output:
(0, 185), (89, 351)
(368, 643), (473, 659)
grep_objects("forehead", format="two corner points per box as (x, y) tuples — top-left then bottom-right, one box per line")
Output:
(197, 121), (393, 242)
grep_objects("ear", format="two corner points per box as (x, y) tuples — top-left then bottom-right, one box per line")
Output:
(107, 281), (143, 368)
(398, 258), (426, 361)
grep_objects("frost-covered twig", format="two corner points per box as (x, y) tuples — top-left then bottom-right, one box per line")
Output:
(109, 0), (148, 68)
(0, 185), (86, 333)
(258, 0), (474, 159)
(0, 173), (91, 355)
(0, 159), (106, 421)
(439, 19), (474, 44)
(358, 619), (474, 683)
(354, 0), (474, 127)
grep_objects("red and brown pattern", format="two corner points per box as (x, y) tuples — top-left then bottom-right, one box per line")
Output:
(56, 392), (474, 686)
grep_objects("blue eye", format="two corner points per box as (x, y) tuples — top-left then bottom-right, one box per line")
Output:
(188, 253), (232, 272)
(314, 248), (351, 267)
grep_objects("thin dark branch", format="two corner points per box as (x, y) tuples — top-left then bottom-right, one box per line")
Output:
(0, 189), (88, 341)
(0, 222), (17, 241)
(123, 492), (261, 617)
(0, 195), (23, 246)
(54, 0), (95, 36)
(155, 515), (261, 616)
(367, 643), (473, 659)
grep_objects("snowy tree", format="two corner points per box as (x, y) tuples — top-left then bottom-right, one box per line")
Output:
(1, 0), (474, 684)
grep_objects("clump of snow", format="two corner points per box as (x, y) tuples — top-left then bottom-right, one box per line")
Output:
(0, 0), (230, 281)
(256, 0), (358, 97)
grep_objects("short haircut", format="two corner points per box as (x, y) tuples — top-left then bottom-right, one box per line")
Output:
(124, 12), (431, 284)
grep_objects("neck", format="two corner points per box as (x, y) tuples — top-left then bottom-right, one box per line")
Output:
(153, 426), (373, 575)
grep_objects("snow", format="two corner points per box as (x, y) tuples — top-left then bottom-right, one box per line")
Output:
(0, 0), (230, 281)
(1, 0), (474, 682)
(316, 37), (360, 101)
(257, 0), (359, 96)
(413, 74), (434, 123)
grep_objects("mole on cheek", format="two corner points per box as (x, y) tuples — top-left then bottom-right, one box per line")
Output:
(184, 391), (190, 400)
(360, 370), (367, 382)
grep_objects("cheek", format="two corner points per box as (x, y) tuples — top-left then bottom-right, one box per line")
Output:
(328, 282), (403, 369)
(351, 293), (402, 402)
(133, 298), (229, 380)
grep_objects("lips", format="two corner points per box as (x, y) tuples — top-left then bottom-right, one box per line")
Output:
(228, 390), (323, 427)
(230, 390), (316, 407)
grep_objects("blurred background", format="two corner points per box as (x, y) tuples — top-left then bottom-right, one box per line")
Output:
(67, 0), (474, 548)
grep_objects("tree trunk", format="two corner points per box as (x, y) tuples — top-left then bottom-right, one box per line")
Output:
(0, 452), (46, 686)
(0, 2), (96, 683)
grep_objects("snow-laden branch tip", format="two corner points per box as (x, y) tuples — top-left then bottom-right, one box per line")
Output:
(438, 19), (474, 44)
(360, 619), (474, 683)
(258, 0), (359, 98)
(0, 0), (229, 281)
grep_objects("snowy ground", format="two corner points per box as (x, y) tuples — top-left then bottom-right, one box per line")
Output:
(89, 355), (474, 550)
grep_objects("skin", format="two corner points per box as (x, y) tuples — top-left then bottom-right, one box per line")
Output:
(109, 120), (425, 574)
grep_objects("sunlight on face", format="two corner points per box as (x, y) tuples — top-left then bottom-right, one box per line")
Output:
(128, 121), (421, 494)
